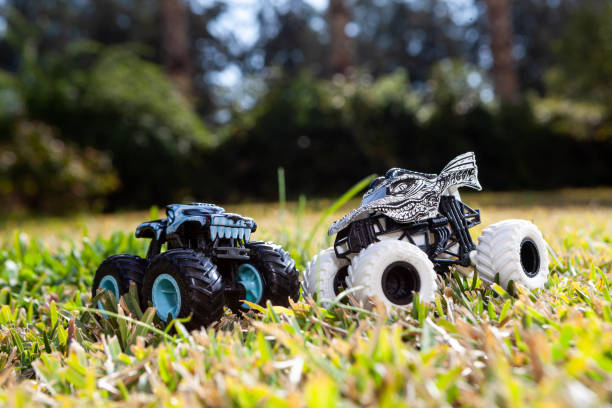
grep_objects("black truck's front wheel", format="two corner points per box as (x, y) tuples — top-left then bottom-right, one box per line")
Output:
(245, 242), (300, 307)
(92, 254), (146, 311)
(142, 249), (225, 329)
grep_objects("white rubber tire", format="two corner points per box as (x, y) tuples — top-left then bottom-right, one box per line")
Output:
(346, 240), (437, 309)
(475, 219), (549, 290)
(303, 248), (349, 304)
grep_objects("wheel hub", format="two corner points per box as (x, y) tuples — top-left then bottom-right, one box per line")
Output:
(236, 264), (264, 309)
(98, 275), (120, 310)
(333, 265), (349, 296)
(152, 273), (181, 322)
(520, 238), (540, 277)
(381, 261), (421, 305)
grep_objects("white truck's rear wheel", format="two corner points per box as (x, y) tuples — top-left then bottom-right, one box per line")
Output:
(475, 219), (549, 290)
(303, 248), (349, 304)
(346, 240), (437, 309)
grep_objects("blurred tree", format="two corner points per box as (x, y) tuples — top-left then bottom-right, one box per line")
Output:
(429, 59), (495, 113)
(0, 120), (119, 212)
(246, 0), (590, 94)
(251, 1), (327, 76)
(350, 0), (477, 83)
(247, 0), (486, 85)
(212, 69), (611, 201)
(511, 0), (584, 93)
(2, 0), (595, 107)
(484, 0), (518, 101)
(550, 1), (612, 106)
(328, 0), (354, 74)
(0, 9), (215, 208)
(0, 0), (228, 118)
(161, 0), (193, 97)
(1, 0), (610, 212)
(529, 1), (612, 141)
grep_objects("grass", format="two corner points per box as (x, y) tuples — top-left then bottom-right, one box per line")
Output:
(0, 188), (610, 406)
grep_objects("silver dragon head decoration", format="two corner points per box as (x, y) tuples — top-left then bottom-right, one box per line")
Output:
(328, 152), (482, 235)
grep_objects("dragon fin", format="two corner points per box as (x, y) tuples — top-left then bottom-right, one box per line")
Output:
(439, 152), (482, 191)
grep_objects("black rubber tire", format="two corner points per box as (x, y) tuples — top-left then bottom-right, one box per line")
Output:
(142, 249), (225, 329)
(92, 254), (146, 303)
(246, 242), (300, 306)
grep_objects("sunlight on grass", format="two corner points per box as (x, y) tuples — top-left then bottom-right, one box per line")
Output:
(0, 190), (610, 406)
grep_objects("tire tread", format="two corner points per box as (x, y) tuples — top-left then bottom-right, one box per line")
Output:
(475, 219), (549, 290)
(143, 249), (225, 329)
(247, 242), (300, 306)
(93, 254), (146, 298)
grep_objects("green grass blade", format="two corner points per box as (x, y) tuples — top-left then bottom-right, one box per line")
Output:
(303, 174), (376, 251)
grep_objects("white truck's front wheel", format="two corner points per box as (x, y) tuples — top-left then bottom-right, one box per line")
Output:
(475, 219), (549, 290)
(303, 248), (349, 305)
(346, 240), (437, 309)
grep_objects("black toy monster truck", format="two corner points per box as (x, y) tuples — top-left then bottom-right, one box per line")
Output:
(93, 203), (300, 328)
(304, 152), (549, 309)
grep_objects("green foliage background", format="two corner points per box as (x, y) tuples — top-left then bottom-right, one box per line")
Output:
(0, 2), (611, 213)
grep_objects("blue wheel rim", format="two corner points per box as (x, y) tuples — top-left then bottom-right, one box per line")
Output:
(97, 275), (120, 310)
(152, 273), (182, 322)
(236, 264), (263, 309)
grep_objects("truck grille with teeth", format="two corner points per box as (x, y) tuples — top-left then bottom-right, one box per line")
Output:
(210, 215), (255, 242)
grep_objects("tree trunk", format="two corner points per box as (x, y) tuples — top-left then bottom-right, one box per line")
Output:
(161, 0), (192, 98)
(328, 0), (354, 75)
(485, 0), (519, 102)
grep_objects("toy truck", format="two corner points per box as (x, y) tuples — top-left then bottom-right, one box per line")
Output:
(304, 152), (549, 308)
(93, 203), (300, 328)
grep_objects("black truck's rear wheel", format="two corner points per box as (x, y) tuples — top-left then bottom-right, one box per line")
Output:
(142, 249), (224, 329)
(92, 254), (146, 311)
(245, 242), (300, 307)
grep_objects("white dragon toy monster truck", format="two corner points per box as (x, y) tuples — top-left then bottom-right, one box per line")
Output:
(303, 152), (549, 309)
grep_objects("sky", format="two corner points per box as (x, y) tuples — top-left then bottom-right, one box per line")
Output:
(0, 0), (483, 105)
(193, 0), (329, 49)
(0, 0), (480, 72)
(194, 0), (480, 90)
(192, 0), (329, 90)
(194, 0), (478, 49)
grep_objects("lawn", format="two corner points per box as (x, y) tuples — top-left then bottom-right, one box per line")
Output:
(0, 189), (610, 407)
